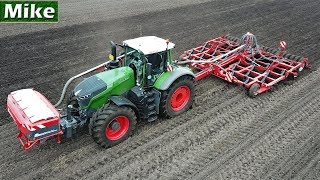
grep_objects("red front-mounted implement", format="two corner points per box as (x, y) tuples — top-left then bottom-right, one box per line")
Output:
(178, 33), (309, 97)
(7, 89), (63, 150)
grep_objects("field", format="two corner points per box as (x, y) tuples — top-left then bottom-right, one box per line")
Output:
(1, 0), (320, 179)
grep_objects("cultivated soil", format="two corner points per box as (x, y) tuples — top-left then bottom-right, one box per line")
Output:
(0, 0), (320, 179)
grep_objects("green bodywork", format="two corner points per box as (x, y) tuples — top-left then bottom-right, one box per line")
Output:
(74, 67), (135, 110)
(153, 66), (195, 90)
(73, 43), (195, 118)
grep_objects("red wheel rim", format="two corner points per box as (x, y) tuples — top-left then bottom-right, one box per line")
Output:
(105, 116), (130, 140)
(170, 86), (191, 111)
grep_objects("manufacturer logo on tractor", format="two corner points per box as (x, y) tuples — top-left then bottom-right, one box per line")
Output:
(0, 1), (58, 23)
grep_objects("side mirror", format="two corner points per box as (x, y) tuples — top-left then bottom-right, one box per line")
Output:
(110, 41), (117, 60)
(278, 41), (287, 51)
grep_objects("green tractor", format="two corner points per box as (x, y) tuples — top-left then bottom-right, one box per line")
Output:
(66, 36), (195, 148)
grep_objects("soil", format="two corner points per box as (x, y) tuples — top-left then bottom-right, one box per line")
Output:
(0, 0), (320, 179)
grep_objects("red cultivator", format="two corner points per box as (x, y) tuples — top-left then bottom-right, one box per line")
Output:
(178, 33), (309, 96)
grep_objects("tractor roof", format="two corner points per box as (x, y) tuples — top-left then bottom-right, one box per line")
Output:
(123, 36), (175, 55)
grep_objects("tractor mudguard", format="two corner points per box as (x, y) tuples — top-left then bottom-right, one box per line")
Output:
(109, 96), (140, 118)
(154, 67), (195, 90)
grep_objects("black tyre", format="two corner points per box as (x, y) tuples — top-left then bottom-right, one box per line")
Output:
(90, 104), (137, 148)
(283, 74), (295, 85)
(248, 83), (260, 97)
(160, 76), (195, 118)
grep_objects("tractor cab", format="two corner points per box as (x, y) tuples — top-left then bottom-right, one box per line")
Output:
(122, 36), (175, 86)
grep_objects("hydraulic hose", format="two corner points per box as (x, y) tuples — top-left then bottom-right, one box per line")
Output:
(54, 52), (129, 107)
(54, 61), (110, 107)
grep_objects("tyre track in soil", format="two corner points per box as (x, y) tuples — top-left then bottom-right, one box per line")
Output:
(211, 92), (320, 179)
(190, 70), (320, 179)
(263, 130), (320, 180)
(37, 53), (320, 179)
(0, 0), (320, 179)
(101, 66), (320, 179)
(292, 143), (320, 180)
(111, 40), (320, 180)
(18, 79), (239, 180)
(84, 92), (245, 180)
(86, 0), (320, 178)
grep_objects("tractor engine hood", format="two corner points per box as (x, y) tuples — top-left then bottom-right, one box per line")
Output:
(73, 74), (107, 107)
(73, 67), (134, 108)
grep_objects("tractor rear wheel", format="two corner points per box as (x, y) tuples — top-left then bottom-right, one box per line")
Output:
(90, 104), (137, 148)
(160, 76), (195, 118)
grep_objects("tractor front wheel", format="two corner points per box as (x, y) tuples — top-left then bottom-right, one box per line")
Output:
(90, 104), (137, 148)
(160, 76), (195, 118)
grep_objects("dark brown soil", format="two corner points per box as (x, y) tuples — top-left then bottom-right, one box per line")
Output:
(0, 0), (320, 179)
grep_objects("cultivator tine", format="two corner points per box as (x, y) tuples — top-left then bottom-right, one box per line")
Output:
(200, 42), (208, 52)
(187, 49), (193, 59)
(244, 77), (250, 84)
(260, 70), (270, 83)
(245, 65), (255, 76)
(230, 60), (241, 75)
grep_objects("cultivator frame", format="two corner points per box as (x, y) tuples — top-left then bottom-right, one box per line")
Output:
(178, 33), (309, 96)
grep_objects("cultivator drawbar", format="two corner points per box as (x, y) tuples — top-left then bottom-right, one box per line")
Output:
(178, 33), (309, 96)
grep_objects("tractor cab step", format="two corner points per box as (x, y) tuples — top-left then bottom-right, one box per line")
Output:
(126, 87), (160, 122)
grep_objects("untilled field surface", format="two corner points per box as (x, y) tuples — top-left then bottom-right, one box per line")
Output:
(1, 0), (320, 179)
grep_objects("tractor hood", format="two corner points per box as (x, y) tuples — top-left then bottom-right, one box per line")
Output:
(74, 75), (107, 98)
(73, 67), (135, 108)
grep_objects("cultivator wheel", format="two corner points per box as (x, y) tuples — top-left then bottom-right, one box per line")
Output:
(248, 83), (260, 97)
(160, 75), (195, 118)
(90, 103), (137, 148)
